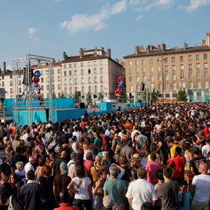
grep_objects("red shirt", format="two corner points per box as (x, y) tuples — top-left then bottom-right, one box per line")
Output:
(54, 203), (79, 210)
(102, 135), (110, 147)
(171, 156), (186, 178)
(84, 160), (92, 177)
(146, 161), (161, 184)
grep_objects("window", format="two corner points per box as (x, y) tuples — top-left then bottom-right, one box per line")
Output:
(135, 60), (139, 65)
(180, 64), (184, 70)
(166, 84), (170, 90)
(100, 76), (103, 83)
(130, 86), (133, 92)
(128, 60), (132, 66)
(189, 73), (192, 79)
(149, 59), (153, 64)
(129, 77), (132, 82)
(158, 75), (162, 81)
(180, 74), (184, 79)
(143, 76), (147, 82)
(158, 84), (162, 91)
(197, 82), (201, 88)
(188, 55), (192, 61)
(74, 70), (77, 75)
(2, 76), (4, 80)
(64, 79), (67, 85)
(81, 86), (84, 93)
(171, 57), (175, 62)
(180, 82), (186, 89)
(74, 63), (77, 67)
(75, 87), (78, 93)
(100, 85), (103, 92)
(196, 54), (200, 61)
(136, 85), (139, 91)
(10, 88), (13, 93)
(136, 77), (140, 82)
(88, 69), (91, 74)
(94, 85), (97, 93)
(69, 64), (71, 68)
(94, 76), (97, 83)
(150, 76), (154, 82)
(69, 78), (72, 84)
(18, 80), (21, 86)
(158, 66), (161, 72)
(94, 68), (97, 74)
(204, 72), (208, 78)
(165, 75), (169, 81)
(58, 84), (61, 90)
(10, 75), (12, 79)
(69, 71), (72, 76)
(204, 63), (208, 69)
(172, 65), (176, 71)
(196, 72), (200, 79)
(70, 87), (72, 94)
(197, 91), (201, 100)
(47, 85), (49, 90)
(189, 82), (193, 89)
(88, 61), (90, 66)
(81, 62), (83, 67)
(164, 58), (168, 63)
(81, 77), (84, 84)
(64, 71), (67, 76)
(165, 66), (168, 72)
(205, 81), (209, 88)
(172, 74), (176, 80)
(180, 56), (184, 62)
(142, 59), (146, 65)
(142, 67), (146, 73)
(10, 81), (13, 86)
(88, 77), (91, 83)
(136, 68), (139, 74)
(189, 64), (192, 70)
(64, 64), (66, 69)
(100, 68), (103, 73)
(150, 67), (154, 72)
(172, 83), (176, 90)
(196, 63), (200, 70)
(81, 69), (84, 75)
(204, 54), (208, 60)
(19, 88), (21, 93)
(41, 78), (44, 83)
(88, 86), (91, 93)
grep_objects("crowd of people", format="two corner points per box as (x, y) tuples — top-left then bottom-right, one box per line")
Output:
(0, 102), (209, 210)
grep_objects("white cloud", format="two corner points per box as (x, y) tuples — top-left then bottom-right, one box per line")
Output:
(129, 0), (147, 5)
(144, 0), (175, 11)
(181, 0), (210, 12)
(27, 27), (39, 41)
(60, 0), (127, 34)
(136, 15), (143, 21)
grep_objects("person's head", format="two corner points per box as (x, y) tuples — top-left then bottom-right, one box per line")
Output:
(109, 165), (119, 179)
(127, 139), (132, 147)
(29, 155), (36, 164)
(27, 170), (35, 180)
(15, 161), (24, 171)
(60, 150), (67, 159)
(41, 165), (51, 177)
(141, 202), (154, 210)
(130, 157), (137, 167)
(198, 163), (208, 175)
(70, 152), (77, 161)
(99, 169), (108, 179)
(163, 167), (172, 179)
(0, 183), (12, 205)
(167, 139), (174, 147)
(76, 165), (86, 178)
(86, 152), (92, 161)
(156, 169), (164, 181)
(118, 156), (127, 165)
(130, 168), (138, 181)
(175, 147), (182, 156)
(193, 147), (200, 156)
(59, 190), (73, 204)
(137, 167), (147, 179)
(150, 153), (157, 161)
(60, 162), (68, 174)
(179, 180), (188, 194)
(9, 173), (19, 185)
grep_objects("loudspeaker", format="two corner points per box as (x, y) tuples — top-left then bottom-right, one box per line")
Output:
(79, 103), (85, 108)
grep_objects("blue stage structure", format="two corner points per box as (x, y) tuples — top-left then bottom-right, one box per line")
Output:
(99, 102), (112, 111)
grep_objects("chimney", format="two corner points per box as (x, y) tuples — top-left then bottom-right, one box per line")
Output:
(206, 33), (210, 46)
(52, 58), (56, 64)
(161, 43), (166, 51)
(37, 59), (41, 67)
(147, 45), (150, 53)
(107, 48), (111, 58)
(135, 46), (141, 54)
(184, 42), (188, 49)
(80, 48), (84, 58)
(3, 62), (6, 73)
(202, 40), (206, 46)
(94, 47), (97, 57)
(157, 44), (161, 51)
(63, 51), (67, 60)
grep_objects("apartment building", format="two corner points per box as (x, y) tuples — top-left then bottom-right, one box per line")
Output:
(61, 47), (125, 102)
(0, 47), (125, 102)
(124, 33), (210, 102)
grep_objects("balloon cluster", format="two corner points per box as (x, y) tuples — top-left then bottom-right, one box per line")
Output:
(114, 76), (124, 98)
(33, 70), (41, 100)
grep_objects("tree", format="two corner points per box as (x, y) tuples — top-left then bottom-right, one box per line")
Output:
(177, 89), (188, 101)
(98, 93), (103, 100)
(151, 90), (159, 103)
(121, 89), (128, 103)
(86, 92), (92, 104)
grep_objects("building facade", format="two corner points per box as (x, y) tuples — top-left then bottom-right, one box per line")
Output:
(124, 33), (210, 102)
(0, 47), (125, 103)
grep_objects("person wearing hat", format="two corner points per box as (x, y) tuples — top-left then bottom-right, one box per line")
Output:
(53, 162), (71, 203)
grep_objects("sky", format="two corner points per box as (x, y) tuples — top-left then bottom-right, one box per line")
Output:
(0, 0), (210, 69)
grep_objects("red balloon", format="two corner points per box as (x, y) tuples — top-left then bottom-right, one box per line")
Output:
(118, 76), (123, 83)
(33, 77), (40, 83)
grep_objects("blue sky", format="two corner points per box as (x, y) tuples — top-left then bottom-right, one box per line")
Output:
(0, 0), (210, 68)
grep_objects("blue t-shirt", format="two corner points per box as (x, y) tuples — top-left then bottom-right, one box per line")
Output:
(178, 191), (192, 210)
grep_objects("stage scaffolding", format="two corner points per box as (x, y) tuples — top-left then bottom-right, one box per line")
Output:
(13, 54), (55, 125)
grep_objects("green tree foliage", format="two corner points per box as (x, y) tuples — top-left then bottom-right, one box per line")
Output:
(177, 89), (188, 101)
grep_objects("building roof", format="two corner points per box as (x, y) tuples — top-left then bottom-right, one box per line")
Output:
(32, 62), (61, 69)
(124, 45), (210, 59)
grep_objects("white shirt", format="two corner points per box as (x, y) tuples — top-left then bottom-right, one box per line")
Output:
(22, 133), (29, 146)
(202, 144), (210, 157)
(72, 177), (91, 200)
(24, 162), (35, 176)
(67, 160), (76, 178)
(126, 179), (156, 210)
(192, 174), (210, 202)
